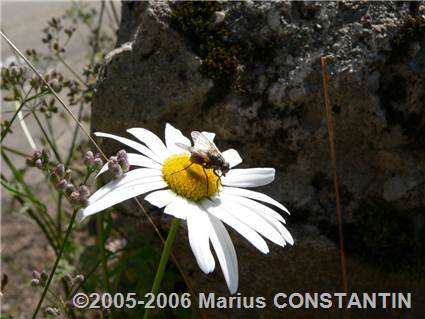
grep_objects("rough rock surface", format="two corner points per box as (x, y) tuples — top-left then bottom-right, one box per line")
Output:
(92, 1), (425, 318)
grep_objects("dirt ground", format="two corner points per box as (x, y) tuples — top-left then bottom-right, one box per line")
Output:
(1, 204), (56, 318)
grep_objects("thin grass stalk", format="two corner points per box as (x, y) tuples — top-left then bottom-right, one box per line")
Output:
(320, 56), (349, 296)
(31, 208), (79, 319)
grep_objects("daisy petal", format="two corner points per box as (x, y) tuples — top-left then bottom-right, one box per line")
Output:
(144, 189), (177, 208)
(163, 196), (190, 220)
(97, 153), (162, 177)
(260, 213), (294, 245)
(187, 204), (216, 273)
(90, 168), (162, 203)
(127, 128), (170, 161)
(80, 180), (166, 219)
(202, 199), (269, 254)
(201, 131), (215, 142)
(226, 194), (293, 245)
(95, 132), (163, 164)
(221, 149), (242, 168)
(222, 186), (290, 215)
(165, 123), (191, 154)
(219, 194), (286, 247)
(207, 214), (239, 294)
(221, 168), (275, 188)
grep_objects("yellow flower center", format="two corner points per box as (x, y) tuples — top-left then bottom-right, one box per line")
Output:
(162, 154), (220, 202)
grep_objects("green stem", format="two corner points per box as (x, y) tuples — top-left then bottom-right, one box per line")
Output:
(143, 218), (181, 319)
(97, 213), (111, 293)
(32, 208), (79, 319)
(1, 150), (60, 251)
(56, 194), (63, 240)
(46, 115), (59, 154)
(64, 0), (105, 170)
(31, 110), (62, 162)
(56, 55), (87, 87)
(1, 145), (31, 157)
(0, 87), (32, 142)
(109, 0), (120, 29)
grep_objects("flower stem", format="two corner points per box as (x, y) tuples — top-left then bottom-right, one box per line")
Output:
(32, 208), (78, 319)
(143, 218), (181, 319)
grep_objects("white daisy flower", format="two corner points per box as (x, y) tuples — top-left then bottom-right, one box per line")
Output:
(80, 123), (293, 293)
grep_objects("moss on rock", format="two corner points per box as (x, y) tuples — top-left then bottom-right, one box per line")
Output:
(170, 2), (240, 94)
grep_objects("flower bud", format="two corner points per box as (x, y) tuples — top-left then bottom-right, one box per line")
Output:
(69, 191), (81, 204)
(19, 66), (27, 75)
(93, 157), (103, 170)
(117, 150), (129, 172)
(50, 78), (62, 92)
(33, 150), (42, 159)
(83, 151), (94, 166)
(56, 179), (68, 190)
(111, 163), (123, 178)
(117, 149), (128, 161)
(32, 270), (41, 279)
(63, 273), (74, 285)
(79, 185), (90, 198)
(30, 278), (40, 287)
(50, 172), (59, 184)
(64, 169), (72, 182)
(65, 183), (76, 196)
(40, 271), (48, 284)
(10, 65), (19, 77)
(34, 159), (43, 169)
(54, 163), (65, 177)
(45, 307), (60, 316)
(74, 274), (84, 284)
(108, 156), (123, 178)
(41, 149), (50, 163)
(108, 156), (117, 167)
(30, 74), (40, 89)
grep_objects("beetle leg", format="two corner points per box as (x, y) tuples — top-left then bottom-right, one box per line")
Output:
(202, 166), (209, 194)
(170, 161), (194, 175)
(213, 169), (222, 191)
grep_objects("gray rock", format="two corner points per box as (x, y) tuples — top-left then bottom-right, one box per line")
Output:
(92, 1), (425, 317)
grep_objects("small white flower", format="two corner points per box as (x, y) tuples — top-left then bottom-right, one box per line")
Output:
(80, 123), (293, 293)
